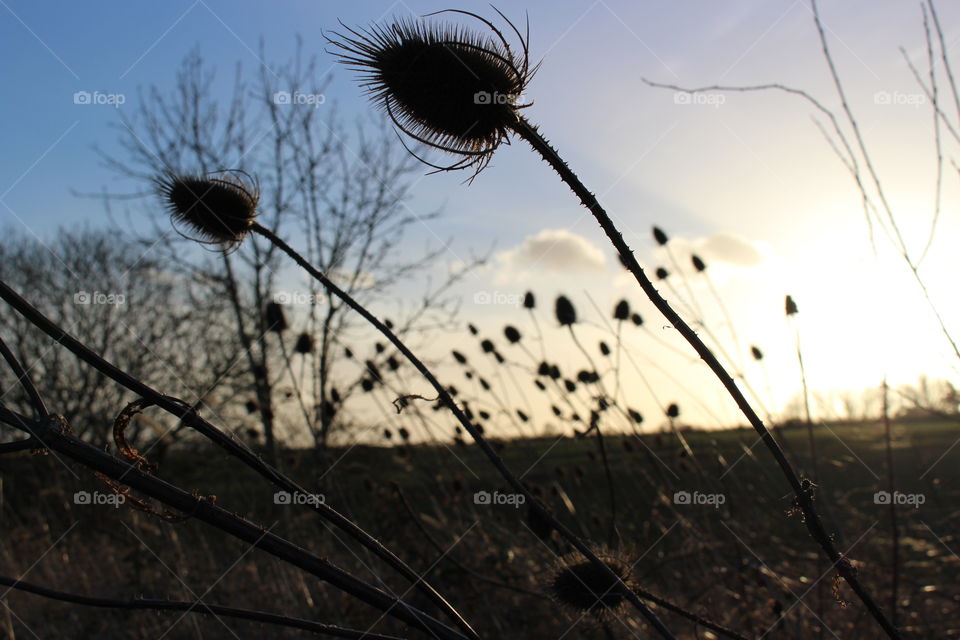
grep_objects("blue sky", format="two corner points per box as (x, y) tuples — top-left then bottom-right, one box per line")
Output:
(3, 1), (959, 429)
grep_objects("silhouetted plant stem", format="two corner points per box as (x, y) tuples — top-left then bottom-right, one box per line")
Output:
(0, 407), (464, 640)
(510, 116), (901, 639)
(0, 278), (476, 640)
(0, 575), (406, 640)
(248, 223), (678, 639)
(882, 377), (900, 628)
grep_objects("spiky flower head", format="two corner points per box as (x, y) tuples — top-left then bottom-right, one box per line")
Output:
(555, 295), (576, 326)
(548, 555), (633, 617)
(328, 9), (536, 176)
(785, 294), (799, 316)
(691, 254), (707, 272)
(613, 299), (630, 321)
(155, 171), (259, 248)
(652, 226), (669, 246)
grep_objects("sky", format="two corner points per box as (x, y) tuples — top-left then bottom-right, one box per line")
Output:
(2, 0), (959, 433)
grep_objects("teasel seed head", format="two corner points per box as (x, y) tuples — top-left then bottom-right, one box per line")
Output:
(265, 302), (287, 333)
(631, 313), (643, 327)
(655, 266), (669, 280)
(523, 291), (535, 309)
(666, 403), (680, 418)
(504, 325), (521, 343)
(652, 226), (669, 246)
(328, 9), (536, 176)
(691, 254), (707, 272)
(751, 345), (764, 361)
(613, 299), (630, 321)
(785, 294), (799, 316)
(555, 295), (577, 326)
(156, 171), (259, 248)
(549, 556), (632, 616)
(294, 332), (314, 355)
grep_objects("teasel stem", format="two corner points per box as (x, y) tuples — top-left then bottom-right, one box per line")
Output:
(0, 574), (406, 640)
(0, 279), (476, 640)
(510, 116), (901, 639)
(249, 223), (678, 639)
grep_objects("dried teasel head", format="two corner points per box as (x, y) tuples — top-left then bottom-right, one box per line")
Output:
(785, 294), (799, 316)
(555, 295), (576, 326)
(155, 171), (259, 248)
(548, 553), (633, 618)
(613, 299), (630, 321)
(328, 9), (537, 176)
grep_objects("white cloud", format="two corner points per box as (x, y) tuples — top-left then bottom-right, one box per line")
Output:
(496, 229), (607, 273)
(697, 232), (764, 267)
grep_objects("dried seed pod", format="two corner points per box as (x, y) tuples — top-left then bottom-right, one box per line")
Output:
(666, 403), (680, 418)
(613, 299), (630, 321)
(691, 254), (707, 272)
(652, 226), (669, 246)
(555, 295), (577, 326)
(751, 345), (764, 361)
(504, 325), (521, 343)
(265, 302), (287, 333)
(599, 341), (610, 356)
(523, 291), (535, 309)
(785, 294), (799, 316)
(156, 171), (259, 247)
(294, 332), (314, 354)
(655, 267), (669, 280)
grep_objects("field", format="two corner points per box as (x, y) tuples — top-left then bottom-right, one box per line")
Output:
(2, 419), (956, 638)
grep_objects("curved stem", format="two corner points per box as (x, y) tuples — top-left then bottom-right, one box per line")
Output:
(251, 223), (678, 639)
(0, 575), (406, 640)
(511, 116), (900, 639)
(0, 278), (475, 640)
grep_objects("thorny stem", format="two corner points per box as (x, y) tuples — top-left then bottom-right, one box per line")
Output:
(0, 408), (462, 640)
(0, 278), (476, 640)
(0, 575), (406, 640)
(250, 223), (679, 640)
(511, 116), (901, 639)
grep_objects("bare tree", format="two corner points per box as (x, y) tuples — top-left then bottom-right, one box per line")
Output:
(94, 43), (480, 460)
(0, 227), (241, 449)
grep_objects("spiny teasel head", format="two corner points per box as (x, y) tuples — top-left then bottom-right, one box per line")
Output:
(652, 226), (669, 246)
(548, 554), (633, 617)
(555, 295), (576, 326)
(666, 403), (680, 418)
(294, 332), (314, 354)
(155, 171), (259, 248)
(655, 266), (669, 280)
(523, 291), (535, 309)
(631, 312), (643, 327)
(785, 294), (799, 316)
(265, 302), (287, 333)
(613, 299), (630, 321)
(691, 254), (707, 272)
(328, 9), (536, 176)
(751, 345), (764, 361)
(504, 325), (521, 343)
